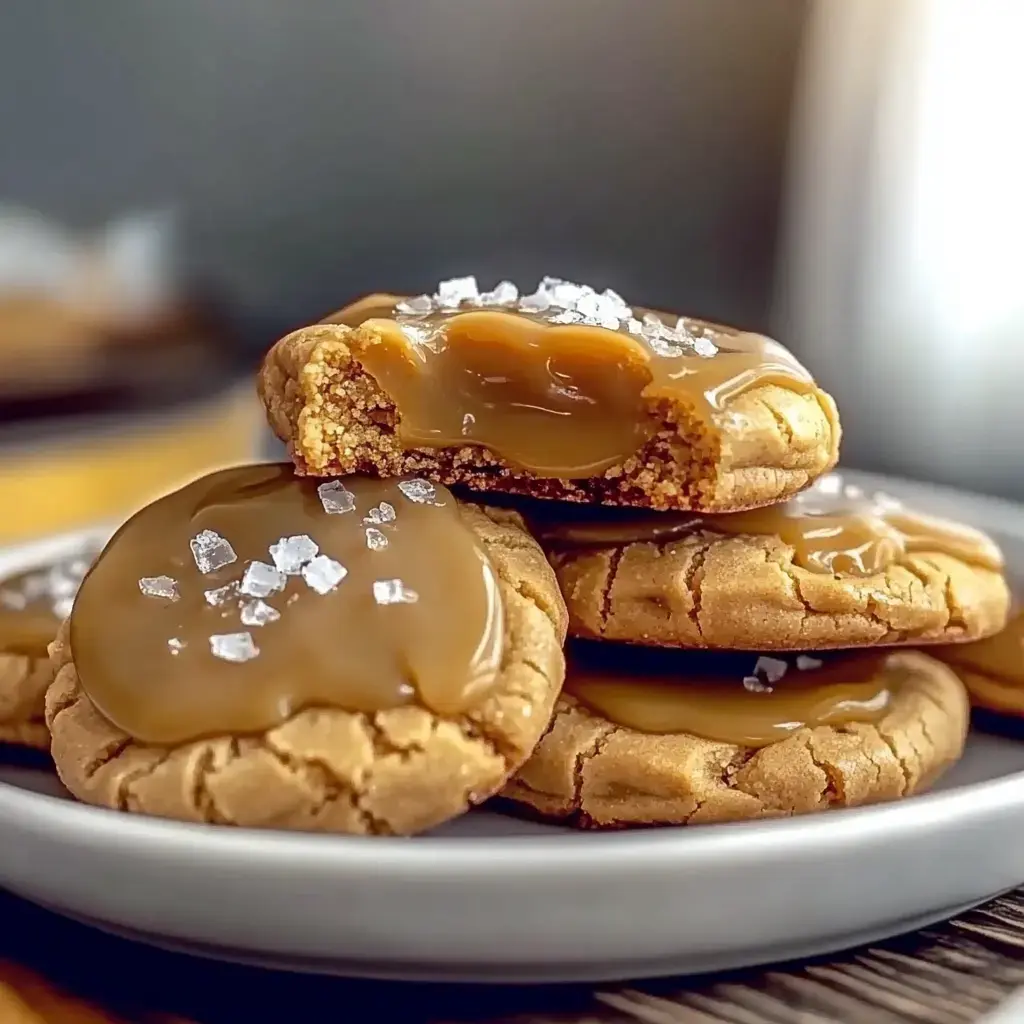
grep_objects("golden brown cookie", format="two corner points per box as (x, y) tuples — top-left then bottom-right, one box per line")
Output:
(46, 468), (567, 835)
(538, 474), (1010, 650)
(935, 606), (1024, 715)
(259, 278), (840, 513)
(502, 648), (969, 829)
(0, 550), (96, 750)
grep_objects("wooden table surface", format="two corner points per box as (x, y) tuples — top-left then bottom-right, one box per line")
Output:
(3, 884), (1024, 1023)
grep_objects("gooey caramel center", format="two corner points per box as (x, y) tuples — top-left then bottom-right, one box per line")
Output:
(328, 291), (829, 479)
(565, 642), (893, 746)
(533, 474), (1003, 577)
(70, 465), (505, 744)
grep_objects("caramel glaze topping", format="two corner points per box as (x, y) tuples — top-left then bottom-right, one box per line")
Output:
(533, 473), (1004, 578)
(0, 552), (95, 657)
(70, 465), (504, 745)
(937, 606), (1024, 684)
(565, 641), (892, 746)
(326, 288), (834, 479)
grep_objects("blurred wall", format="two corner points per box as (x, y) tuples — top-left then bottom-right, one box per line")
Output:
(0, 0), (808, 341)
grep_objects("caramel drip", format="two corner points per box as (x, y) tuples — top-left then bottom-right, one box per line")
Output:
(937, 607), (1024, 684)
(326, 294), (831, 479)
(533, 474), (1004, 577)
(71, 465), (504, 744)
(564, 642), (892, 746)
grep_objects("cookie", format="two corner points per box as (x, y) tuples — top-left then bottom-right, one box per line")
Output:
(935, 606), (1024, 715)
(259, 276), (840, 513)
(536, 473), (1010, 650)
(0, 549), (95, 749)
(46, 465), (567, 835)
(501, 643), (969, 828)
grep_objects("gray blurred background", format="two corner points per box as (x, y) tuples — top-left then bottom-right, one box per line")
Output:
(2, 0), (1022, 503)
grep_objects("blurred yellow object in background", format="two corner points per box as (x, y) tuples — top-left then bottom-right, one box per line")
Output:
(0, 383), (261, 545)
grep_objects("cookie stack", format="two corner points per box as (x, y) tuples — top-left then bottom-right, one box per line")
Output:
(2, 275), (1013, 835)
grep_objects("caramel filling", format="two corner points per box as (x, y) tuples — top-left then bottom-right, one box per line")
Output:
(0, 553), (95, 657)
(534, 474), (1003, 577)
(565, 642), (892, 746)
(71, 465), (504, 744)
(327, 283), (830, 479)
(937, 607), (1024, 685)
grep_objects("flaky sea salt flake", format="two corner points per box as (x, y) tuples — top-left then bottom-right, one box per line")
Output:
(518, 290), (551, 314)
(204, 581), (240, 606)
(373, 578), (419, 605)
(363, 502), (396, 525)
(395, 294), (433, 315)
(398, 478), (443, 505)
(743, 676), (773, 693)
(365, 527), (388, 551)
(139, 575), (179, 601)
(190, 530), (237, 575)
(796, 655), (824, 671)
(168, 637), (185, 656)
(400, 323), (431, 345)
(435, 275), (479, 308)
(240, 599), (281, 627)
(754, 655), (788, 684)
(240, 561), (286, 598)
(549, 308), (584, 325)
(209, 632), (259, 663)
(693, 337), (718, 358)
(317, 480), (356, 515)
(269, 534), (319, 574)
(301, 555), (348, 595)
(478, 280), (518, 306)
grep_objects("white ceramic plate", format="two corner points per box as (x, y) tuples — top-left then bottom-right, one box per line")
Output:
(1, 470), (1024, 984)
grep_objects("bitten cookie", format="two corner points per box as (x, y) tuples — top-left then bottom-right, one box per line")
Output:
(537, 473), (1010, 650)
(502, 646), (969, 829)
(259, 276), (840, 513)
(936, 606), (1024, 716)
(0, 549), (95, 749)
(46, 466), (567, 835)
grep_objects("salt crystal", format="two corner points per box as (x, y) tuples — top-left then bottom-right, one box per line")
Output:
(743, 676), (773, 693)
(601, 287), (632, 316)
(373, 578), (419, 605)
(363, 502), (397, 525)
(168, 637), (185, 655)
(317, 480), (356, 515)
(478, 280), (519, 306)
(518, 291), (551, 313)
(435, 275), (480, 309)
(796, 655), (824, 671)
(816, 475), (843, 496)
(240, 561), (286, 598)
(240, 599), (281, 627)
(398, 478), (443, 505)
(400, 323), (431, 345)
(204, 581), (240, 606)
(190, 530), (237, 575)
(365, 527), (388, 551)
(461, 412), (475, 434)
(625, 317), (643, 335)
(269, 534), (319, 574)
(209, 632), (259, 663)
(549, 309), (584, 325)
(395, 294), (433, 315)
(545, 278), (586, 309)
(301, 555), (348, 595)
(647, 336), (687, 358)
(753, 655), (788, 684)
(694, 337), (718, 358)
(139, 575), (179, 601)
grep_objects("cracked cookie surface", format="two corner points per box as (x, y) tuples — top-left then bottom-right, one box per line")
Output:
(45, 505), (568, 835)
(501, 651), (968, 828)
(258, 324), (840, 513)
(548, 529), (1009, 651)
(0, 654), (53, 749)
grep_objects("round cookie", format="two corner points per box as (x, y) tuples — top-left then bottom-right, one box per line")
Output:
(46, 466), (567, 835)
(502, 647), (969, 829)
(537, 473), (1010, 650)
(935, 606), (1024, 715)
(259, 277), (840, 514)
(0, 549), (96, 749)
